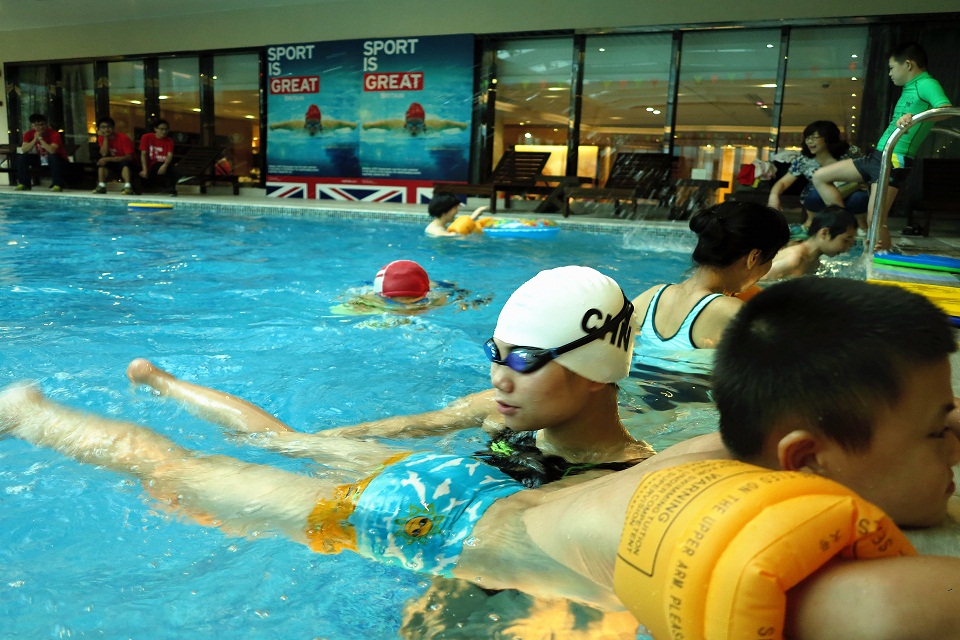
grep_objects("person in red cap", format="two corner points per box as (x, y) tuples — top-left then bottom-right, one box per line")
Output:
(328, 259), (467, 317)
(269, 104), (357, 136)
(373, 259), (430, 302)
(362, 102), (467, 137)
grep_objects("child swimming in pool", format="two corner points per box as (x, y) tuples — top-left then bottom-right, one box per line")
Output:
(329, 260), (493, 321)
(760, 206), (858, 281)
(632, 200), (789, 350)
(331, 259), (443, 317)
(4, 278), (960, 639)
(424, 192), (492, 237)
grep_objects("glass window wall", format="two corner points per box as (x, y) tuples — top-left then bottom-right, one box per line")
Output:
(492, 38), (575, 176)
(674, 29), (782, 204)
(581, 34), (673, 185)
(157, 57), (201, 144)
(16, 66), (51, 132)
(62, 63), (96, 162)
(107, 60), (145, 142)
(778, 26), (868, 150)
(213, 53), (261, 182)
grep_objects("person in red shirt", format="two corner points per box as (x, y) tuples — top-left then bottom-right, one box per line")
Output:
(92, 117), (135, 195)
(138, 119), (177, 196)
(15, 113), (69, 192)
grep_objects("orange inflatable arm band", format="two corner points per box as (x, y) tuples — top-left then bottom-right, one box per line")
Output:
(614, 459), (916, 639)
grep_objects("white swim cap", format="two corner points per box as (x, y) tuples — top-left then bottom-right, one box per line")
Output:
(494, 266), (636, 382)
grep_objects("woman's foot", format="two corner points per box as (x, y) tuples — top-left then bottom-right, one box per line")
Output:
(127, 358), (175, 389)
(0, 383), (44, 435)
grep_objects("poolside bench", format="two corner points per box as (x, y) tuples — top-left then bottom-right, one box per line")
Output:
(174, 145), (240, 195)
(563, 152), (675, 217)
(1, 142), (98, 189)
(0, 144), (17, 185)
(433, 150), (552, 212)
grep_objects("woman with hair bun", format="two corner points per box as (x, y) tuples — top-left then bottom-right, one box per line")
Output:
(632, 201), (789, 349)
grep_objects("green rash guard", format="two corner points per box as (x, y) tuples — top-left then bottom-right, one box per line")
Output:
(876, 71), (952, 159)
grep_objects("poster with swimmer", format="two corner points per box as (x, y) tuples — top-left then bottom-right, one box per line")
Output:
(266, 34), (473, 199)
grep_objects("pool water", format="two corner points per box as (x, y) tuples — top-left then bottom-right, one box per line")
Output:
(0, 197), (719, 638)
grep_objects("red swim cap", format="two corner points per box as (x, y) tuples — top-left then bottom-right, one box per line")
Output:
(405, 102), (425, 121)
(306, 104), (321, 121)
(374, 260), (430, 299)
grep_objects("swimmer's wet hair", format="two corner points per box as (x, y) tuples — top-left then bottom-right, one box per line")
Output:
(689, 201), (789, 267)
(428, 193), (462, 218)
(715, 278), (956, 458)
(808, 206), (858, 239)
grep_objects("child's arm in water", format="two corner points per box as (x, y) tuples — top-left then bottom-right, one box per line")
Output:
(469, 205), (490, 220)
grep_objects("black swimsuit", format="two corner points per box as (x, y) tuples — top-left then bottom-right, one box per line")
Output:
(475, 429), (638, 488)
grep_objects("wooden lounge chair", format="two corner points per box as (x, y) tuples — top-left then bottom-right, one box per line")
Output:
(433, 150), (552, 212)
(176, 145), (240, 195)
(0, 143), (18, 185)
(563, 152), (675, 217)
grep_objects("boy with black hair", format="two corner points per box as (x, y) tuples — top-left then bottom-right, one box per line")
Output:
(138, 118), (177, 196)
(812, 42), (952, 251)
(92, 117), (136, 195)
(761, 206), (858, 280)
(424, 192), (489, 236)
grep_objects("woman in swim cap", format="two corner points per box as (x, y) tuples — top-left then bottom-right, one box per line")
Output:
(633, 201), (789, 350)
(126, 266), (653, 481)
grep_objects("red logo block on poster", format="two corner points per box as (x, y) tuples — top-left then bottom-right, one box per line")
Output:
(364, 72), (424, 91)
(269, 76), (320, 94)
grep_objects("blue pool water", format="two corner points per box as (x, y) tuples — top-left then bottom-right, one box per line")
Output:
(0, 196), (717, 638)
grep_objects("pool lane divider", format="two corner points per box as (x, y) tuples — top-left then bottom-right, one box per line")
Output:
(128, 202), (174, 213)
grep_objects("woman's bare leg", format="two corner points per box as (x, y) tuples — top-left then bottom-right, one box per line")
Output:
(0, 383), (331, 545)
(127, 358), (293, 434)
(125, 360), (409, 469)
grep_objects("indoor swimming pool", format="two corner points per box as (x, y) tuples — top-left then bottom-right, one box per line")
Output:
(0, 196), (719, 639)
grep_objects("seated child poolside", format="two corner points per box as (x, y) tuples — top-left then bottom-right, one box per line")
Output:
(425, 193), (493, 237)
(330, 259), (491, 319)
(761, 206), (858, 281)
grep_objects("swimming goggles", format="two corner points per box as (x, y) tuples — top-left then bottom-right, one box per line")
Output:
(483, 294), (634, 374)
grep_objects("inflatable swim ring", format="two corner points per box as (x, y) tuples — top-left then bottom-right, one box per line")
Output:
(873, 253), (960, 273)
(614, 459), (914, 640)
(482, 218), (560, 239)
(128, 202), (174, 213)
